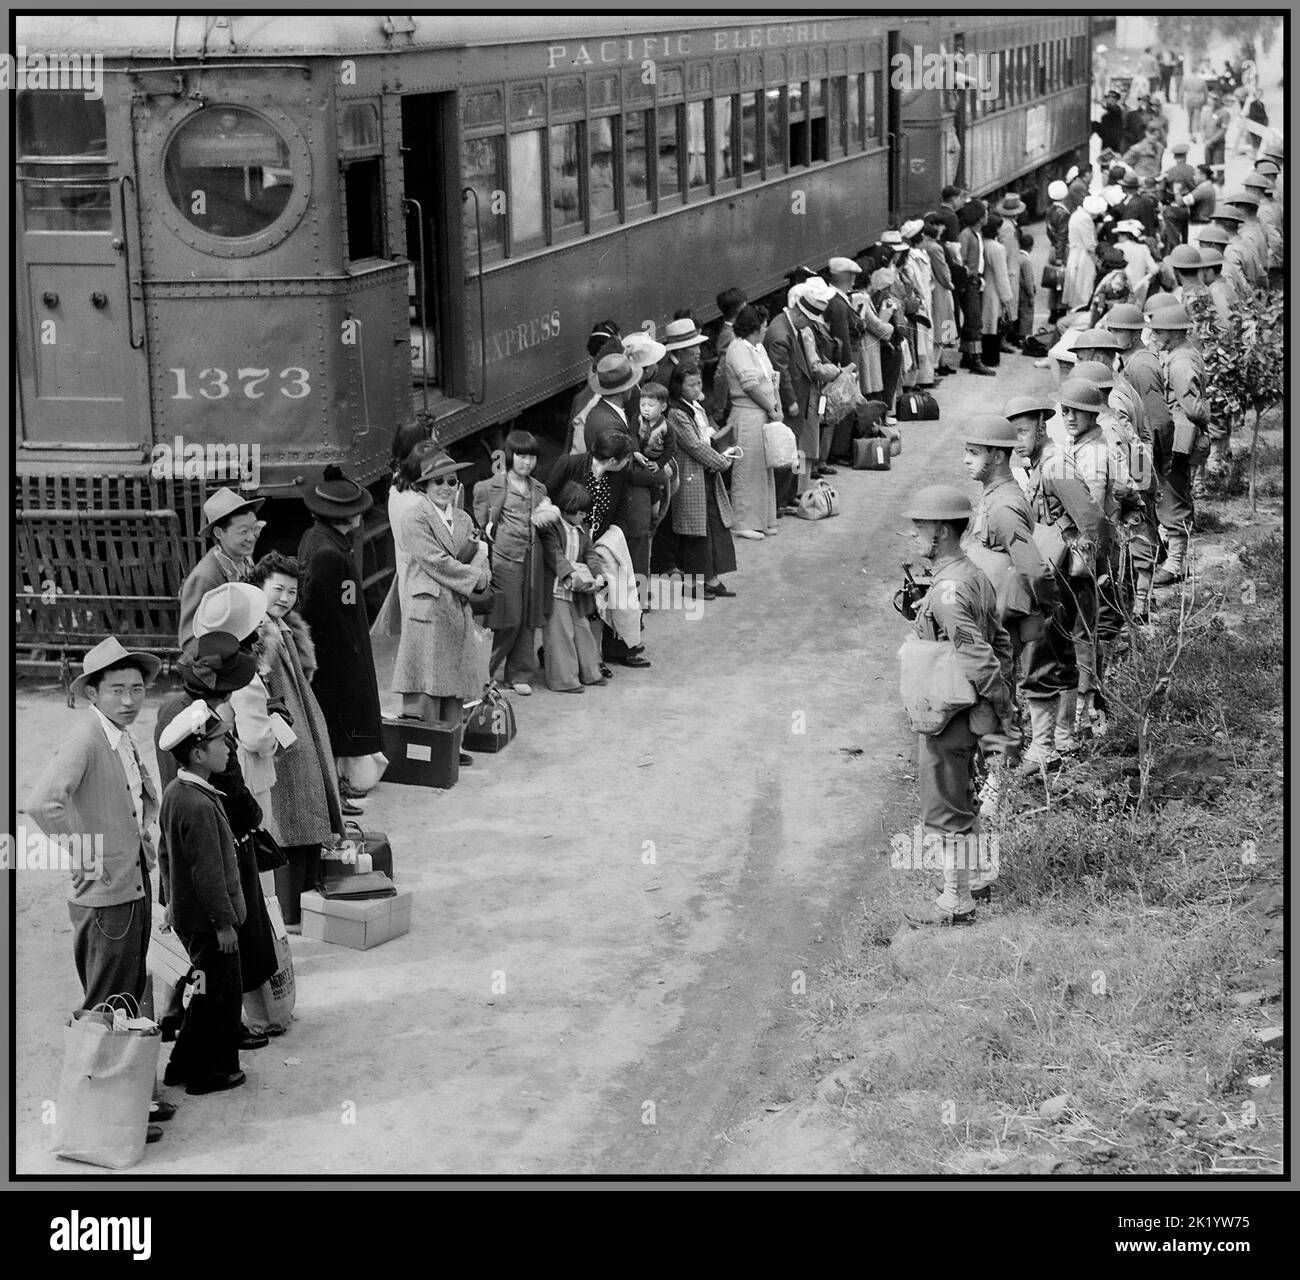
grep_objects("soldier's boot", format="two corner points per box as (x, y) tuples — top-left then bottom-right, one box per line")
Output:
(1055, 690), (1081, 755)
(1018, 698), (1062, 774)
(1152, 532), (1188, 588)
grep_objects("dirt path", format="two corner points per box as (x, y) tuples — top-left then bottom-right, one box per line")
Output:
(15, 354), (1049, 1176)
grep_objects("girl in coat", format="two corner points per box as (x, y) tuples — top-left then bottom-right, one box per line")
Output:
(539, 482), (608, 693)
(391, 446), (492, 729)
(470, 430), (561, 697)
(723, 305), (780, 539)
(981, 213), (1014, 368)
(667, 365), (738, 599)
(246, 552), (345, 930)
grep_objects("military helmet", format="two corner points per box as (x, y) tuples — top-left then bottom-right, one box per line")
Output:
(1072, 327), (1122, 351)
(1242, 172), (1273, 192)
(1101, 302), (1147, 331)
(1003, 393), (1057, 421)
(1199, 247), (1225, 268)
(1146, 302), (1193, 329)
(1073, 360), (1116, 391)
(1194, 223), (1231, 246)
(1224, 188), (1260, 208)
(1166, 244), (1204, 270)
(1211, 202), (1245, 224)
(961, 414), (1020, 449)
(1144, 291), (1183, 314)
(902, 485), (974, 522)
(1057, 378), (1107, 414)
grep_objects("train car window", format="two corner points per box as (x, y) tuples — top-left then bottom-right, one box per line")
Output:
(809, 78), (828, 163)
(17, 91), (110, 232)
(624, 110), (650, 212)
(740, 92), (760, 176)
(551, 76), (586, 119)
(625, 67), (653, 106)
(511, 83), (546, 123)
(688, 62), (711, 97)
(465, 88), (504, 130)
(787, 82), (807, 170)
(828, 77), (845, 157)
(715, 96), (737, 184)
(865, 71), (880, 141)
(590, 72), (620, 112)
(589, 116), (618, 222)
(764, 87), (786, 174)
(656, 105), (682, 202)
(659, 68), (685, 101)
(740, 56), (761, 90)
(341, 103), (381, 154)
(716, 60), (738, 94)
(685, 100), (709, 191)
(163, 107), (294, 239)
(846, 74), (863, 152)
(1036, 45), (1047, 96)
(508, 130), (545, 246)
(344, 158), (385, 261)
(550, 122), (583, 233)
(461, 136), (505, 258)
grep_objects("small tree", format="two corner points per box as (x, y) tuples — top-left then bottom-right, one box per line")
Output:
(1197, 288), (1283, 512)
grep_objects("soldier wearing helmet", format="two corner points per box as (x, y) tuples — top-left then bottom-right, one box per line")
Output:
(1224, 189), (1272, 288)
(1044, 377), (1130, 733)
(1147, 302), (1208, 586)
(898, 485), (1015, 926)
(961, 415), (1061, 775)
(1211, 202), (1266, 290)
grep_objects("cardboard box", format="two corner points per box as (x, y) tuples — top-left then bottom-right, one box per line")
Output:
(300, 889), (412, 951)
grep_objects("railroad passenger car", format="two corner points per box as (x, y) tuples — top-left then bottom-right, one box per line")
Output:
(13, 13), (1088, 664)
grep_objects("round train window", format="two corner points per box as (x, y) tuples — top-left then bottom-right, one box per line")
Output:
(164, 107), (295, 239)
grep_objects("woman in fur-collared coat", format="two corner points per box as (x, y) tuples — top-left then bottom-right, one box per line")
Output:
(247, 551), (344, 928)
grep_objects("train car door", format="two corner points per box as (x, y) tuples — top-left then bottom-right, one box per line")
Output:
(886, 31), (905, 224)
(15, 88), (150, 449)
(399, 93), (466, 402)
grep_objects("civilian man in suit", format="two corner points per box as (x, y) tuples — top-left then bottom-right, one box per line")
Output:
(652, 317), (707, 388)
(28, 636), (171, 1139)
(764, 282), (825, 509)
(178, 488), (265, 647)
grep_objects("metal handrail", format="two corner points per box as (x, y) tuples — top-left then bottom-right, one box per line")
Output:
(403, 196), (429, 413)
(461, 185), (486, 405)
(119, 174), (143, 349)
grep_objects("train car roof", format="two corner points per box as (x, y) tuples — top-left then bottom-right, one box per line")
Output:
(15, 13), (855, 58)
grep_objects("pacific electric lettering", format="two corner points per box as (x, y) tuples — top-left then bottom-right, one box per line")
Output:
(547, 23), (835, 70)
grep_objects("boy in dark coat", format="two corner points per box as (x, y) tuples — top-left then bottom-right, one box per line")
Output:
(158, 702), (248, 1096)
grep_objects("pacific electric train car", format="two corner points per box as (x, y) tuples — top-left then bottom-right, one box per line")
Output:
(13, 13), (1091, 665)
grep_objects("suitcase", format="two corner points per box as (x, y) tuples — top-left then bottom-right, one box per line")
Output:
(325, 821), (394, 882)
(380, 716), (462, 789)
(462, 686), (517, 753)
(853, 437), (892, 470)
(896, 391), (939, 421)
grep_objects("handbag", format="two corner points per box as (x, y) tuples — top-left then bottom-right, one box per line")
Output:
(896, 391), (940, 421)
(248, 827), (288, 873)
(52, 998), (161, 1170)
(467, 581), (496, 617)
(794, 478), (840, 519)
(761, 420), (799, 470)
(462, 683), (517, 752)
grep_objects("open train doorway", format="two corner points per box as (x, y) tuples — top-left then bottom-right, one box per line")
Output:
(400, 93), (464, 408)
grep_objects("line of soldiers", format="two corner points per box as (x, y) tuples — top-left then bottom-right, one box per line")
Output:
(895, 141), (1284, 926)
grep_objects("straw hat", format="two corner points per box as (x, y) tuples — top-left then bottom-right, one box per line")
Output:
(587, 352), (642, 396)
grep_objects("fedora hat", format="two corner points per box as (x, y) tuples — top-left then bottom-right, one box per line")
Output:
(661, 319), (707, 351)
(1004, 394), (1057, 421)
(1120, 172), (1140, 190)
(70, 636), (162, 700)
(587, 352), (642, 396)
(157, 699), (229, 755)
(1101, 302), (1147, 331)
(199, 486), (265, 535)
(193, 581), (269, 641)
(176, 631), (257, 696)
(622, 332), (667, 369)
(1057, 378), (1106, 414)
(996, 193), (1026, 217)
(416, 450), (473, 485)
(962, 414), (1019, 449)
(303, 465), (374, 519)
(1073, 360), (1116, 392)
(1166, 244), (1204, 270)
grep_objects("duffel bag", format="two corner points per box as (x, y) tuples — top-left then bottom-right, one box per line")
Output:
(896, 391), (939, 421)
(793, 478), (839, 519)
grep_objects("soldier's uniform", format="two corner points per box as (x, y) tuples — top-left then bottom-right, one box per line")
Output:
(901, 486), (1015, 923)
(1152, 306), (1209, 585)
